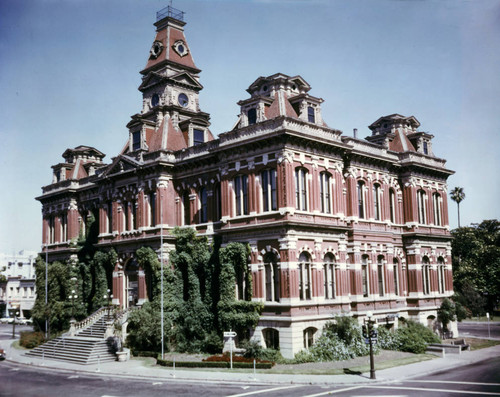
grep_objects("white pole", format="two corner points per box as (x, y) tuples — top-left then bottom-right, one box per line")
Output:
(45, 243), (48, 340)
(160, 192), (164, 360)
(230, 338), (233, 370)
(487, 312), (491, 338)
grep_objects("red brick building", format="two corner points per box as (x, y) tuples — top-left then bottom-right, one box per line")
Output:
(37, 7), (454, 357)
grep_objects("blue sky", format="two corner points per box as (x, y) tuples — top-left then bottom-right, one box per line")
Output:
(0, 0), (499, 253)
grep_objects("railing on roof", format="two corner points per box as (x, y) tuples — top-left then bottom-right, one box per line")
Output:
(156, 5), (184, 22)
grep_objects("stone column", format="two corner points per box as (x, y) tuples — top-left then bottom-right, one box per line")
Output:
(137, 268), (147, 305)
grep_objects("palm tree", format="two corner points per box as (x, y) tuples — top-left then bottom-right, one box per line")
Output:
(450, 187), (465, 227)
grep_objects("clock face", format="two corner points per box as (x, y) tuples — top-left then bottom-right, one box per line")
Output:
(178, 93), (189, 107)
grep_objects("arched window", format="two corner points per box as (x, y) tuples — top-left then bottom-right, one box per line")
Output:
(123, 201), (130, 231)
(199, 188), (207, 223)
(148, 192), (156, 227)
(373, 184), (381, 221)
(437, 256), (445, 294)
(417, 190), (427, 224)
(357, 181), (366, 219)
(264, 253), (280, 302)
(319, 172), (331, 214)
(433, 193), (442, 226)
(307, 106), (315, 123)
(183, 191), (191, 225)
(298, 252), (312, 300)
(263, 328), (279, 349)
(377, 255), (385, 297)
(303, 327), (317, 349)
(323, 253), (336, 299)
(389, 189), (396, 223)
(393, 258), (400, 296)
(247, 108), (257, 125)
(362, 255), (369, 297)
(234, 175), (248, 216)
(422, 256), (431, 295)
(261, 169), (277, 212)
(295, 168), (308, 211)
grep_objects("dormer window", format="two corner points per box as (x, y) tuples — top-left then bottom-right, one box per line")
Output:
(151, 93), (159, 107)
(132, 131), (141, 151)
(307, 106), (315, 123)
(193, 129), (204, 146)
(423, 141), (428, 155)
(248, 108), (257, 125)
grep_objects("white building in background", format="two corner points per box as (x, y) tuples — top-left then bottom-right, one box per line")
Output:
(0, 250), (37, 318)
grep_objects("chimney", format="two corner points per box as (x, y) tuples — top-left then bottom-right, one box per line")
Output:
(353, 128), (358, 139)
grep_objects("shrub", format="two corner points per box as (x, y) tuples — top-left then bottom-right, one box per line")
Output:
(292, 349), (316, 363)
(20, 331), (45, 349)
(379, 320), (441, 354)
(241, 339), (263, 359)
(259, 348), (285, 363)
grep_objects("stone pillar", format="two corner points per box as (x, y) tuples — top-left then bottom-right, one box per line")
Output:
(344, 171), (357, 217)
(113, 264), (124, 308)
(277, 151), (295, 210)
(402, 184), (418, 224)
(248, 173), (257, 215)
(137, 268), (147, 305)
(42, 218), (48, 245)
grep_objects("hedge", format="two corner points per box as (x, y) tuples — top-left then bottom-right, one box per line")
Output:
(156, 359), (273, 369)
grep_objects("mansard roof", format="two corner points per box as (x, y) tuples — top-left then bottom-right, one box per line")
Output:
(247, 73), (311, 95)
(369, 114), (420, 131)
(62, 145), (105, 163)
(139, 70), (203, 92)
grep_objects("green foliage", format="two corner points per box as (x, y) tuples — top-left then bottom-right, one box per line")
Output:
(242, 339), (264, 359)
(20, 331), (46, 349)
(438, 297), (467, 332)
(452, 219), (500, 314)
(379, 320), (441, 354)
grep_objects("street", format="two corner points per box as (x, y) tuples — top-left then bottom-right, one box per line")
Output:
(0, 324), (33, 340)
(459, 321), (500, 340)
(0, 357), (499, 396)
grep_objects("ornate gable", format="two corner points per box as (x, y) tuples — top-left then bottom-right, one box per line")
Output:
(102, 155), (141, 177)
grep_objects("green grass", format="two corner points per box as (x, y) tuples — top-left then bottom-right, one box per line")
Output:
(466, 338), (500, 351)
(463, 316), (498, 322)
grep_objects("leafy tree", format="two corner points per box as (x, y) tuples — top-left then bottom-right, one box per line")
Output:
(437, 297), (467, 333)
(450, 187), (465, 227)
(452, 219), (500, 314)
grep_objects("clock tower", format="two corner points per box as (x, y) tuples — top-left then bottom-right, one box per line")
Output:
(125, 6), (212, 154)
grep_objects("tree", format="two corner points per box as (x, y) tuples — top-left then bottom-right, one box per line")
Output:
(450, 187), (465, 227)
(452, 219), (500, 314)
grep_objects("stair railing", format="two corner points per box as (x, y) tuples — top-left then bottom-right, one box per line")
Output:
(63, 307), (109, 337)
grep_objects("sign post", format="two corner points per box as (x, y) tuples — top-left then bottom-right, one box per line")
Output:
(223, 331), (237, 370)
(487, 312), (491, 339)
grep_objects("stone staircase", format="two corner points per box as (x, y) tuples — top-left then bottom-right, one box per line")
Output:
(25, 310), (118, 365)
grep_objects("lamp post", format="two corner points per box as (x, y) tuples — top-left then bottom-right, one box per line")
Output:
(363, 311), (378, 380)
(69, 290), (78, 320)
(44, 243), (48, 339)
(160, 191), (164, 360)
(103, 289), (113, 315)
(12, 311), (19, 339)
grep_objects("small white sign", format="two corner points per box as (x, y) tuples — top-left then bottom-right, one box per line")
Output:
(224, 331), (237, 338)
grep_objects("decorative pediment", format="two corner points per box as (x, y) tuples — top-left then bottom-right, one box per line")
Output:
(138, 72), (166, 91)
(102, 155), (141, 177)
(169, 71), (203, 90)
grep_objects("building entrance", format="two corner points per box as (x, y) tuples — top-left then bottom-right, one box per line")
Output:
(125, 260), (139, 308)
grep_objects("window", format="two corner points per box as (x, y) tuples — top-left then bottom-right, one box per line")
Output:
(261, 169), (277, 212)
(433, 193), (442, 226)
(422, 256), (431, 295)
(357, 181), (366, 219)
(248, 108), (257, 125)
(417, 190), (427, 224)
(193, 129), (204, 146)
(263, 328), (279, 349)
(298, 252), (312, 300)
(307, 106), (315, 123)
(131, 200), (137, 230)
(373, 184), (381, 220)
(362, 255), (369, 297)
(149, 192), (156, 227)
(323, 253), (335, 299)
(393, 258), (399, 296)
(295, 168), (308, 211)
(123, 202), (130, 231)
(107, 201), (113, 233)
(48, 216), (55, 244)
(303, 327), (317, 349)
(264, 253), (280, 302)
(199, 188), (208, 223)
(214, 183), (221, 221)
(151, 93), (160, 107)
(183, 192), (191, 225)
(389, 189), (396, 223)
(377, 255), (385, 297)
(423, 141), (428, 155)
(132, 131), (141, 151)
(61, 213), (68, 242)
(234, 175), (249, 216)
(437, 257), (445, 293)
(319, 172), (331, 214)
(235, 260), (248, 301)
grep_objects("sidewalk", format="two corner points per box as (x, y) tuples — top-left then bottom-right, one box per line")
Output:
(1, 338), (499, 386)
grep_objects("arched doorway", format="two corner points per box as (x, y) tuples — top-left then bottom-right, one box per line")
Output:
(124, 259), (139, 308)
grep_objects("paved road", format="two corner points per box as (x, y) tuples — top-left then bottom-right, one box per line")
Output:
(459, 321), (500, 340)
(1, 356), (499, 396)
(0, 324), (33, 340)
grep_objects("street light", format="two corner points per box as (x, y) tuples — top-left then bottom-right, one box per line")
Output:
(363, 311), (378, 380)
(12, 311), (19, 339)
(103, 289), (113, 314)
(69, 290), (78, 320)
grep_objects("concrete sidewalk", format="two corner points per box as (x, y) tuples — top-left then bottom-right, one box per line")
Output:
(1, 338), (499, 386)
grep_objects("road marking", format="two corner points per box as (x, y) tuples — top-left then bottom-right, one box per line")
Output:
(68, 375), (79, 379)
(152, 382), (162, 386)
(9, 368), (19, 371)
(302, 386), (363, 396)
(409, 380), (500, 387)
(228, 385), (301, 396)
(364, 385), (500, 395)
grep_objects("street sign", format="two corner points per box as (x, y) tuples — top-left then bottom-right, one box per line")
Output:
(224, 331), (237, 338)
